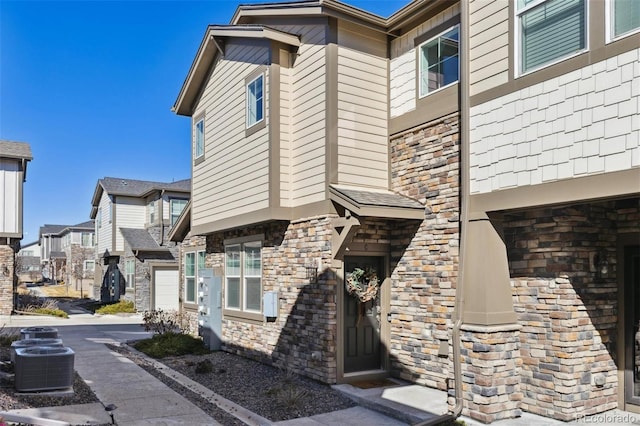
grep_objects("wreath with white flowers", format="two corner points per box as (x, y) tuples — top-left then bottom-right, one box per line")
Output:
(345, 267), (380, 303)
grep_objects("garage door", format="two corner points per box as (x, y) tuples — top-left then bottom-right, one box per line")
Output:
(154, 269), (179, 310)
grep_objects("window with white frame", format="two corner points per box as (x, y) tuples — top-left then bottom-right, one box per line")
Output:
(84, 260), (95, 274)
(517, 0), (587, 75)
(125, 259), (135, 289)
(418, 25), (459, 97)
(225, 241), (262, 314)
(610, 0), (640, 39)
(170, 199), (187, 226)
(246, 75), (264, 128)
(194, 118), (204, 159)
(81, 232), (94, 247)
(148, 200), (156, 225)
(184, 249), (205, 304)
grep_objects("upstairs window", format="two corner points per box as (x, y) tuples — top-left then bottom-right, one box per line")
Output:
(194, 118), (204, 159)
(148, 200), (156, 225)
(125, 259), (135, 289)
(170, 199), (187, 226)
(419, 25), (459, 97)
(610, 0), (640, 40)
(246, 75), (264, 128)
(81, 232), (94, 247)
(517, 0), (587, 75)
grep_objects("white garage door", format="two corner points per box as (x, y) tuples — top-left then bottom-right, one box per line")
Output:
(154, 269), (179, 311)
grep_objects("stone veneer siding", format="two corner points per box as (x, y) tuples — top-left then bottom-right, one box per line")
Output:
(206, 218), (337, 383)
(388, 112), (460, 390)
(503, 198), (640, 421)
(0, 241), (18, 315)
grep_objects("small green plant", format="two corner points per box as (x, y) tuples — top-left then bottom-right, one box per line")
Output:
(142, 309), (192, 335)
(31, 307), (68, 318)
(95, 300), (136, 314)
(17, 294), (68, 318)
(266, 366), (309, 409)
(133, 332), (209, 358)
(194, 359), (214, 374)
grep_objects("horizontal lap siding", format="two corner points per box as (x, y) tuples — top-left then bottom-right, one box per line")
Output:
(337, 22), (388, 188)
(96, 192), (112, 255)
(115, 196), (145, 252)
(280, 63), (292, 207)
(469, 0), (509, 96)
(0, 160), (19, 234)
(273, 23), (326, 205)
(192, 42), (270, 226)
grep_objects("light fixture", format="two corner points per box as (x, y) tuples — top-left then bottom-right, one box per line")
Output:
(593, 250), (609, 280)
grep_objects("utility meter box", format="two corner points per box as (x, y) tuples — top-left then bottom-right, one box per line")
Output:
(198, 269), (222, 351)
(263, 291), (279, 319)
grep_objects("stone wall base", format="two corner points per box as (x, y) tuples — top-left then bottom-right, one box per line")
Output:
(458, 324), (523, 423)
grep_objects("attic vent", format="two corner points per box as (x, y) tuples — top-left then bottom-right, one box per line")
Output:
(122, 180), (127, 185)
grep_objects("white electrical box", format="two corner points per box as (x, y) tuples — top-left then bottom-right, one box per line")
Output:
(263, 291), (279, 319)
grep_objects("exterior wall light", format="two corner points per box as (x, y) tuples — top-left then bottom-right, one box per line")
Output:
(593, 251), (609, 280)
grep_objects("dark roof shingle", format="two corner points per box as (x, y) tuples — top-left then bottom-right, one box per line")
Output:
(0, 140), (33, 160)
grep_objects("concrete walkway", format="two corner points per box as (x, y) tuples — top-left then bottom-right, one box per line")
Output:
(1, 307), (640, 426)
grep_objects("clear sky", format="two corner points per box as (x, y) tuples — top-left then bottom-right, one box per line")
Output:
(1, 0), (409, 245)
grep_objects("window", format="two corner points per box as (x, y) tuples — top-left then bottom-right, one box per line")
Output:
(125, 259), (135, 289)
(184, 249), (205, 304)
(194, 118), (204, 159)
(225, 241), (262, 314)
(148, 200), (155, 225)
(517, 0), (587, 75)
(97, 208), (102, 229)
(610, 0), (640, 39)
(170, 199), (187, 226)
(81, 232), (94, 247)
(84, 260), (95, 273)
(246, 75), (264, 128)
(419, 25), (459, 97)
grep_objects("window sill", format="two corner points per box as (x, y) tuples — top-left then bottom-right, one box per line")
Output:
(223, 309), (264, 324)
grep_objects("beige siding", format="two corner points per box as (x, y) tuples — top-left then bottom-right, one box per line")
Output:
(192, 41), (270, 227)
(283, 23), (327, 205)
(96, 192), (112, 255)
(0, 159), (19, 234)
(469, 0), (509, 96)
(114, 196), (146, 252)
(336, 34), (388, 187)
(280, 62), (293, 207)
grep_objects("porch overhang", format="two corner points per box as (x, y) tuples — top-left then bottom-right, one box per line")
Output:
(329, 184), (424, 220)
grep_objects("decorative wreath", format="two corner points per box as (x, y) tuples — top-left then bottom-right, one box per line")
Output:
(345, 267), (380, 303)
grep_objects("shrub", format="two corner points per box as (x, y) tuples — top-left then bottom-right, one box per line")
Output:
(95, 300), (136, 315)
(16, 294), (68, 318)
(133, 332), (209, 358)
(142, 309), (192, 335)
(0, 326), (19, 347)
(195, 359), (214, 374)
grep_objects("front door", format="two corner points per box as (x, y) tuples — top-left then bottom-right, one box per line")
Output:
(625, 245), (640, 405)
(344, 256), (383, 373)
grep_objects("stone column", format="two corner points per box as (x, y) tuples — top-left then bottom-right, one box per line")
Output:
(0, 244), (16, 315)
(460, 324), (523, 423)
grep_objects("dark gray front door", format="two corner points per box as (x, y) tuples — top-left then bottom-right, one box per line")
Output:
(625, 245), (640, 404)
(344, 256), (383, 373)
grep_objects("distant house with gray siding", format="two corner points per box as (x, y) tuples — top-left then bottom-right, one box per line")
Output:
(0, 140), (32, 314)
(89, 177), (189, 312)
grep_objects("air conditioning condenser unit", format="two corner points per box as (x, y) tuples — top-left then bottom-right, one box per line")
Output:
(14, 347), (75, 392)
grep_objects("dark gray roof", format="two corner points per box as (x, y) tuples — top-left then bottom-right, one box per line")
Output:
(330, 185), (423, 209)
(70, 220), (95, 230)
(39, 224), (68, 236)
(0, 140), (32, 160)
(99, 177), (191, 197)
(120, 228), (168, 252)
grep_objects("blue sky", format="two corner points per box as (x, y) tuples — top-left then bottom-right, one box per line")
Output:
(1, 0), (408, 245)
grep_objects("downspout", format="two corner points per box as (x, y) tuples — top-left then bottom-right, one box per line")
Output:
(415, 2), (469, 424)
(451, 0), (471, 418)
(160, 190), (165, 246)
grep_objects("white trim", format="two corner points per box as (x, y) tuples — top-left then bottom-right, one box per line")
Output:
(514, 0), (589, 78)
(194, 117), (205, 160)
(246, 74), (265, 129)
(417, 24), (460, 99)
(606, 0), (640, 43)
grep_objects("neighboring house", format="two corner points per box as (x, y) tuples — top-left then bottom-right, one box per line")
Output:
(89, 177), (190, 312)
(171, 0), (639, 423)
(0, 140), (32, 315)
(59, 220), (95, 296)
(39, 224), (68, 284)
(16, 240), (41, 283)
